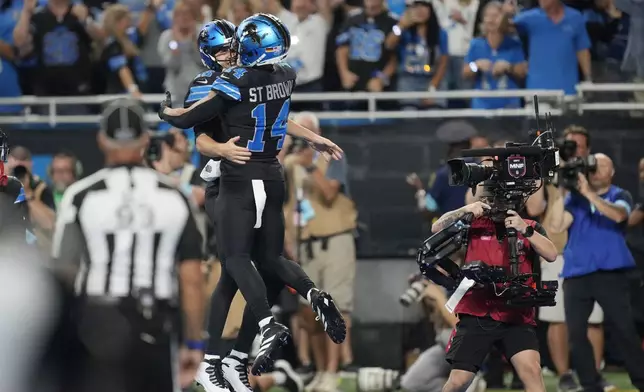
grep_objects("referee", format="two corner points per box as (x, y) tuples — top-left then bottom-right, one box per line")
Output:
(51, 99), (206, 392)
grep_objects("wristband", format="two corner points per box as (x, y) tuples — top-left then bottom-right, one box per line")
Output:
(185, 340), (206, 350)
(128, 84), (139, 93)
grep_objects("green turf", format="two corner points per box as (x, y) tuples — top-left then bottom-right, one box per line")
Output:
(191, 371), (636, 392)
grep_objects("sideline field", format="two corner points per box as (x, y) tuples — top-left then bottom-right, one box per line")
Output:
(191, 371), (636, 392)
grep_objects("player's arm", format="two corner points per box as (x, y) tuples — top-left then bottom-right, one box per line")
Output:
(51, 192), (84, 286)
(287, 119), (325, 142)
(177, 194), (206, 342)
(161, 91), (227, 128)
(161, 74), (241, 128)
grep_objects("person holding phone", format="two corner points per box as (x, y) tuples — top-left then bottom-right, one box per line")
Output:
(158, 0), (204, 107)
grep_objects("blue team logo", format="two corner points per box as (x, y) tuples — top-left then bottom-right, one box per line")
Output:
(232, 68), (247, 79)
(15, 187), (26, 204)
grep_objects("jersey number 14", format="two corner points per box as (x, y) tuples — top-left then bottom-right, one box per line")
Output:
(247, 98), (291, 153)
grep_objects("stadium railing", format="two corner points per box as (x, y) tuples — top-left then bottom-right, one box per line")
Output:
(0, 83), (642, 125)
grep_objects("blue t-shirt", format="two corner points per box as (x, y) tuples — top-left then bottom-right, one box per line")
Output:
(562, 186), (635, 278)
(0, 2), (24, 113)
(399, 28), (448, 75)
(427, 164), (467, 214)
(465, 36), (525, 109)
(514, 6), (590, 95)
(117, 0), (172, 29)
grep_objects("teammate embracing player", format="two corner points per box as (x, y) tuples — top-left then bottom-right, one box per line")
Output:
(163, 16), (347, 392)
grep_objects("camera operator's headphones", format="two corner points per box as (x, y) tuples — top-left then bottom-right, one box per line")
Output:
(146, 132), (178, 164)
(47, 151), (84, 180)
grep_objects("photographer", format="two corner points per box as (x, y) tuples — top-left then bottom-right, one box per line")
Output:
(431, 198), (557, 392)
(549, 153), (644, 392)
(399, 282), (458, 392)
(539, 125), (609, 392)
(6, 146), (56, 248)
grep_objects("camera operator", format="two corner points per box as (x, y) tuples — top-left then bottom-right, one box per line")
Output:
(431, 197), (557, 392)
(549, 152), (644, 392)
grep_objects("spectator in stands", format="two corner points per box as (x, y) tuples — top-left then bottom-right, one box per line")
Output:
(115, 0), (173, 94)
(268, 0), (332, 110)
(283, 112), (357, 392)
(613, 0), (644, 106)
(335, 0), (398, 99)
(501, 0), (592, 96)
(432, 0), (479, 93)
(12, 0), (101, 114)
(216, 0), (253, 24)
(6, 146), (56, 250)
(158, 1), (203, 108)
(0, 0), (24, 114)
(385, 0), (448, 109)
(101, 4), (147, 98)
(464, 1), (526, 109)
(584, 0), (627, 74)
(48, 151), (82, 208)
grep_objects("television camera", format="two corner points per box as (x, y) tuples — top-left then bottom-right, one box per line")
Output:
(555, 139), (597, 190)
(446, 98), (559, 218)
(416, 96), (559, 308)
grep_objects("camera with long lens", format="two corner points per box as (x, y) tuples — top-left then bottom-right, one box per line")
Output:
(415, 96), (559, 308)
(558, 155), (597, 190)
(554, 138), (597, 190)
(399, 273), (429, 307)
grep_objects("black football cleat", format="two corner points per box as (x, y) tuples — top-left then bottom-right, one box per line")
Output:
(310, 289), (346, 344)
(250, 320), (291, 376)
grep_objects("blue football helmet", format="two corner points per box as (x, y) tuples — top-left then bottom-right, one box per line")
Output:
(198, 19), (236, 70)
(234, 13), (291, 67)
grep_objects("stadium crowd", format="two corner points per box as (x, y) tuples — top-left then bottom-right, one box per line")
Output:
(0, 0), (642, 112)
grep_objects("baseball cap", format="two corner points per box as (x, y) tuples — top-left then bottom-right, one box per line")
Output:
(100, 99), (147, 143)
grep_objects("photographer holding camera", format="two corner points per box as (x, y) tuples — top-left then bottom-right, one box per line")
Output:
(432, 196), (557, 392)
(549, 151), (644, 392)
(6, 146), (56, 250)
(539, 126), (609, 392)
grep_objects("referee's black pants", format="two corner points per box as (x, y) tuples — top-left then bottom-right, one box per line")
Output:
(564, 269), (644, 392)
(206, 178), (314, 354)
(62, 299), (180, 392)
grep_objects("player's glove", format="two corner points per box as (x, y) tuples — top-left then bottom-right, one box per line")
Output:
(158, 91), (172, 119)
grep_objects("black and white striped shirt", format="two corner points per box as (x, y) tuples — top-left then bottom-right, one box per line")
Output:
(51, 165), (203, 300)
